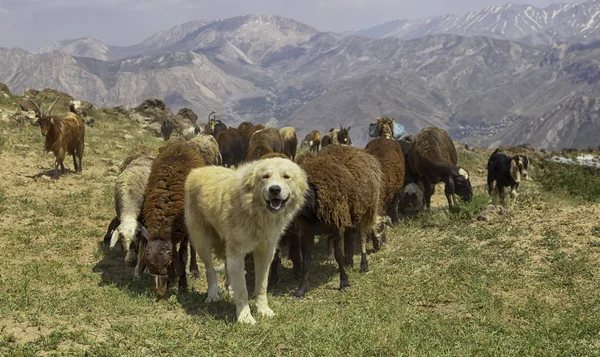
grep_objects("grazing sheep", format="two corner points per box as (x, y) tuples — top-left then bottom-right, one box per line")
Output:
(161, 119), (174, 141)
(29, 98), (85, 179)
(293, 145), (382, 297)
(108, 156), (153, 274)
(395, 136), (424, 215)
(260, 152), (290, 160)
(365, 137), (406, 226)
(487, 149), (530, 205)
(216, 127), (249, 168)
(246, 128), (284, 162)
(301, 130), (321, 153)
(279, 127), (298, 161)
(407, 127), (472, 210)
(185, 158), (308, 324)
(189, 133), (222, 165)
(321, 126), (352, 149)
(142, 138), (207, 298)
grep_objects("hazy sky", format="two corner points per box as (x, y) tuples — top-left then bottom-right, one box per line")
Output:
(0, 0), (581, 51)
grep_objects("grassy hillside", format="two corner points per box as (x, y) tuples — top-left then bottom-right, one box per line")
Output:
(0, 97), (599, 356)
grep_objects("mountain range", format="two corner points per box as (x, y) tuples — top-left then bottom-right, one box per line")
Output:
(0, 2), (599, 150)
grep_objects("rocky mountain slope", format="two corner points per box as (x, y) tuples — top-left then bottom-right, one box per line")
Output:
(356, 0), (600, 46)
(2, 13), (600, 149)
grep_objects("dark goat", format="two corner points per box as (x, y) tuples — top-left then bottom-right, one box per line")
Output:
(161, 119), (174, 141)
(216, 127), (249, 168)
(487, 149), (530, 205)
(203, 111), (227, 138)
(30, 98), (85, 179)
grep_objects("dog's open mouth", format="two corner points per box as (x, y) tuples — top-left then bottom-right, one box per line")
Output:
(266, 197), (289, 213)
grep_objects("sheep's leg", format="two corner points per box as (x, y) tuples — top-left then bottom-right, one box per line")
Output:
(226, 250), (255, 324)
(268, 248), (281, 289)
(326, 235), (335, 264)
(253, 242), (277, 318)
(177, 240), (189, 292)
(498, 186), (507, 206)
(72, 153), (78, 173)
(295, 232), (315, 298)
(289, 233), (302, 281)
(389, 193), (401, 226)
(344, 232), (354, 267)
(353, 229), (368, 273)
(423, 181), (433, 209)
(189, 245), (199, 279)
(333, 231), (350, 290)
(133, 238), (146, 279)
(443, 177), (456, 209)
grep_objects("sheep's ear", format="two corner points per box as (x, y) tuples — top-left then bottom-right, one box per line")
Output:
(139, 225), (149, 240)
(109, 229), (120, 248)
(510, 159), (521, 183)
(458, 168), (469, 180)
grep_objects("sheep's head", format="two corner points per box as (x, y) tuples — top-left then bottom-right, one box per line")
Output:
(144, 239), (184, 298)
(454, 167), (473, 202)
(371, 215), (394, 250)
(402, 182), (424, 213)
(337, 126), (352, 146)
(29, 98), (59, 137)
(109, 221), (148, 267)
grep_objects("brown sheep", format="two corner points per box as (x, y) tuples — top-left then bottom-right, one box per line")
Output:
(260, 152), (290, 160)
(216, 127), (249, 168)
(279, 127), (298, 161)
(365, 137), (406, 238)
(321, 126), (352, 149)
(292, 145), (382, 297)
(141, 138), (207, 298)
(29, 98), (85, 179)
(189, 133), (221, 165)
(301, 130), (321, 153)
(407, 127), (473, 210)
(238, 122), (264, 140)
(246, 128), (284, 162)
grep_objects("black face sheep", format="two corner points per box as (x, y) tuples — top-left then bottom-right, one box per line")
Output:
(301, 130), (321, 153)
(216, 127), (249, 168)
(365, 137), (406, 248)
(292, 145), (382, 298)
(203, 111), (227, 138)
(30, 98), (85, 179)
(142, 138), (207, 298)
(161, 119), (174, 141)
(407, 126), (472, 210)
(487, 149), (530, 205)
(246, 128), (284, 162)
(184, 157), (308, 324)
(279, 127), (298, 161)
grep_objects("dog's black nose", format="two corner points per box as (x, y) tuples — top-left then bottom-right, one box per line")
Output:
(269, 185), (281, 195)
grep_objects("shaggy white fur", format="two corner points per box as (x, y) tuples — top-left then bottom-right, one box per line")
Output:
(184, 157), (308, 324)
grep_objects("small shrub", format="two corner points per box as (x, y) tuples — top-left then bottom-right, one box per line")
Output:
(536, 160), (600, 202)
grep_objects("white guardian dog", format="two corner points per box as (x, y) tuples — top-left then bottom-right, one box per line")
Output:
(184, 157), (308, 324)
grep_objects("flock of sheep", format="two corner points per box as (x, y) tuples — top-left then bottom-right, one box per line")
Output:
(29, 100), (531, 324)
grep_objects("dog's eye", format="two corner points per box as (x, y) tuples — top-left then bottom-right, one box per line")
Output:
(283, 174), (291, 179)
(262, 174), (271, 179)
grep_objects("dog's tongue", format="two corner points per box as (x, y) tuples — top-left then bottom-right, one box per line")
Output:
(270, 199), (283, 210)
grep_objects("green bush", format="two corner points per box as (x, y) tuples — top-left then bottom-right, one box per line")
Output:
(536, 160), (600, 202)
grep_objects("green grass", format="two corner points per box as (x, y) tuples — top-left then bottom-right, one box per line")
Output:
(0, 103), (599, 355)
(536, 160), (600, 202)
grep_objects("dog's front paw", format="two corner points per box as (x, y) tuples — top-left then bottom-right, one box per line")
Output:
(237, 309), (256, 325)
(257, 305), (274, 318)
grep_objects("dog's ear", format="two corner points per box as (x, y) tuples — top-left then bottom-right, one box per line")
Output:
(510, 158), (521, 183)
(241, 166), (258, 192)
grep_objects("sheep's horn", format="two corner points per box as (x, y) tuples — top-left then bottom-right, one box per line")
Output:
(47, 98), (60, 116)
(27, 99), (41, 115)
